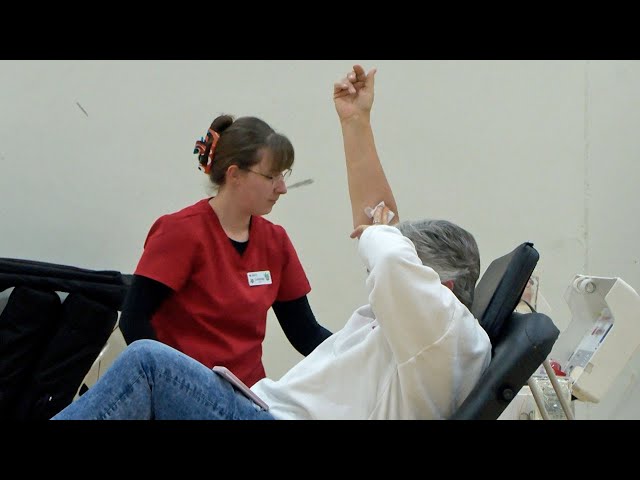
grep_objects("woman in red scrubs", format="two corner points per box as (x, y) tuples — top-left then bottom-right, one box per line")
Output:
(119, 115), (331, 386)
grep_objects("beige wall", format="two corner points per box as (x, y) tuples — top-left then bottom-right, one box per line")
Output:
(1, 60), (638, 418)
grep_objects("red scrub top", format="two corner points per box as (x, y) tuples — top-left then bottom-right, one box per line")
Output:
(135, 198), (311, 386)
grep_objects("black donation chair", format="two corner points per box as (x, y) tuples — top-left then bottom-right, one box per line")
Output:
(450, 242), (560, 420)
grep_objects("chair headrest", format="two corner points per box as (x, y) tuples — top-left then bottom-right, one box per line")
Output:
(472, 242), (539, 344)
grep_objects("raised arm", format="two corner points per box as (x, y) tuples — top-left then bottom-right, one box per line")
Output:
(333, 64), (399, 229)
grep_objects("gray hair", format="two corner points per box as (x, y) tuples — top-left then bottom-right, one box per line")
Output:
(395, 219), (480, 310)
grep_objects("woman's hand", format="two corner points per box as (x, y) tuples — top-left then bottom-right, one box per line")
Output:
(350, 204), (393, 239)
(333, 64), (377, 122)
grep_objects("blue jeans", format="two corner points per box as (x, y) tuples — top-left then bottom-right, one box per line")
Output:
(51, 340), (276, 420)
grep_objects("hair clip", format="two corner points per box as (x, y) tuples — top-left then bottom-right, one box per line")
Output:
(193, 130), (220, 174)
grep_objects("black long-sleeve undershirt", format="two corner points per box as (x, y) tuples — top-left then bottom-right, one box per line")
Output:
(118, 274), (167, 342)
(120, 237), (331, 355)
(272, 295), (332, 356)
(119, 275), (331, 356)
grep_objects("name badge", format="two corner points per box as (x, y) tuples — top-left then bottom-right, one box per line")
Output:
(247, 270), (272, 286)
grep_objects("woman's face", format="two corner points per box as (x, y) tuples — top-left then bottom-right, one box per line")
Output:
(238, 150), (289, 216)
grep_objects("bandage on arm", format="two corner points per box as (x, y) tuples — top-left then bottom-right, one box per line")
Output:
(364, 201), (396, 224)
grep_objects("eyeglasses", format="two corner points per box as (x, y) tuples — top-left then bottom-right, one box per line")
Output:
(245, 168), (292, 185)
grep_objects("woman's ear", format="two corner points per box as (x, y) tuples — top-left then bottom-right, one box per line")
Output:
(226, 165), (242, 183)
(442, 279), (455, 292)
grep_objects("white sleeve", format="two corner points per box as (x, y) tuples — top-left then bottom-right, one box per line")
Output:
(358, 225), (461, 364)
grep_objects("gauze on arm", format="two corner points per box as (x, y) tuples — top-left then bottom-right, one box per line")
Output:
(364, 201), (395, 224)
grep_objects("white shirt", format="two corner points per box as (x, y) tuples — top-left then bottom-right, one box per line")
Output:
(251, 225), (491, 420)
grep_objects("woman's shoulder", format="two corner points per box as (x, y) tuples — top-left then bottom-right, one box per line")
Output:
(146, 199), (211, 238)
(155, 198), (211, 225)
(253, 215), (288, 237)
